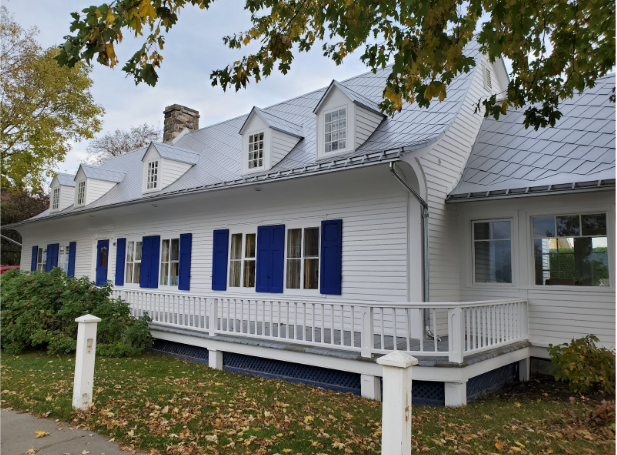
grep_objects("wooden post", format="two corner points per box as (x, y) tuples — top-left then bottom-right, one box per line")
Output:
(448, 307), (465, 363)
(360, 307), (374, 358)
(209, 298), (218, 336)
(72, 314), (101, 411)
(377, 351), (418, 455)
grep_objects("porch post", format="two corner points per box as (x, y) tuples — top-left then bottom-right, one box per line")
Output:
(72, 314), (101, 411)
(360, 306), (374, 358)
(209, 350), (223, 370)
(447, 307), (465, 363)
(209, 298), (218, 336)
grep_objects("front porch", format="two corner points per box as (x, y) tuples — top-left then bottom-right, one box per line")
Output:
(111, 289), (531, 406)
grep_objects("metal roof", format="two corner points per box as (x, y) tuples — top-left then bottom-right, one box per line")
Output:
(16, 41), (483, 226)
(146, 142), (200, 165)
(239, 107), (304, 138)
(449, 74), (616, 201)
(77, 164), (126, 183)
(313, 80), (386, 117)
(55, 173), (76, 187)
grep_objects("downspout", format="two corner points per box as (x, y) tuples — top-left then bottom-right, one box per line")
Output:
(389, 162), (433, 336)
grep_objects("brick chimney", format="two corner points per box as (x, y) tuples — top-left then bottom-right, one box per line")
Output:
(163, 104), (200, 143)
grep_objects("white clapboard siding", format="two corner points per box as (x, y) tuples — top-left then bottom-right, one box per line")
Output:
(271, 130), (301, 168)
(59, 186), (75, 211)
(161, 158), (192, 189)
(355, 107), (384, 149)
(86, 179), (117, 205)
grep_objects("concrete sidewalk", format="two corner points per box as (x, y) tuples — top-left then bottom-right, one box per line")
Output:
(1, 409), (144, 455)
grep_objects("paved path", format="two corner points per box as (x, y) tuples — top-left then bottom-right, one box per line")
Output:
(1, 409), (143, 455)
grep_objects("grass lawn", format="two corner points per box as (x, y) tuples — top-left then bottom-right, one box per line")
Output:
(1, 352), (614, 455)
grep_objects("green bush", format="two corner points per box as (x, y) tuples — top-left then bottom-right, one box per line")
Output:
(548, 335), (615, 395)
(1, 268), (152, 356)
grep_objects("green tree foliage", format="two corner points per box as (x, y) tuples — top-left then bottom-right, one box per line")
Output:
(0, 187), (49, 265)
(56, 0), (614, 130)
(0, 268), (153, 357)
(548, 335), (615, 395)
(0, 7), (104, 190)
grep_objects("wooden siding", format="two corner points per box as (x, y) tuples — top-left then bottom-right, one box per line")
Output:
(271, 130), (300, 169)
(86, 179), (117, 205)
(161, 158), (192, 189)
(354, 107), (383, 149)
(59, 187), (75, 211)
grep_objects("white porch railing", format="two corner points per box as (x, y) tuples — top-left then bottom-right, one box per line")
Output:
(111, 289), (528, 363)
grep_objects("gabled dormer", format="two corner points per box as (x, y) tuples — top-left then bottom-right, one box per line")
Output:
(74, 165), (126, 208)
(314, 80), (386, 160)
(141, 142), (199, 193)
(49, 173), (76, 212)
(239, 107), (304, 175)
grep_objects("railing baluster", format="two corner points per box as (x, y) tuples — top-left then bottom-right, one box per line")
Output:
(330, 305), (335, 346)
(392, 308), (398, 351)
(340, 305), (345, 346)
(433, 309), (438, 352)
(405, 308), (411, 352)
(380, 308), (385, 350)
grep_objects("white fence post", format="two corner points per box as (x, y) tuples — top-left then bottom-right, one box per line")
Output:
(377, 351), (418, 455)
(360, 306), (374, 358)
(447, 307), (465, 363)
(72, 314), (101, 411)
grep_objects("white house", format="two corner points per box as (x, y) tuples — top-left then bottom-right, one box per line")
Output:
(10, 42), (615, 406)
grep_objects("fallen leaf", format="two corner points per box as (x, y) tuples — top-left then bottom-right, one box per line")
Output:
(35, 431), (49, 438)
(26, 449), (37, 455)
(514, 402), (521, 407)
(495, 441), (504, 451)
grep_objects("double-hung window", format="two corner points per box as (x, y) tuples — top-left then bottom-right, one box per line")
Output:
(125, 240), (142, 284)
(147, 161), (159, 190)
(160, 237), (180, 286)
(248, 133), (264, 169)
(37, 247), (47, 271)
(52, 188), (60, 210)
(229, 233), (256, 288)
(286, 227), (320, 289)
(58, 244), (70, 273)
(473, 220), (512, 283)
(533, 213), (609, 286)
(77, 181), (86, 205)
(325, 107), (347, 153)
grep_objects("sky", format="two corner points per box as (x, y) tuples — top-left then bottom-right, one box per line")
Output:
(5, 0), (370, 178)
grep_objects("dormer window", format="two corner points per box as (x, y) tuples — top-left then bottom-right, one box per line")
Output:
(324, 107), (347, 153)
(248, 133), (264, 169)
(77, 181), (86, 205)
(52, 188), (60, 210)
(147, 160), (159, 189)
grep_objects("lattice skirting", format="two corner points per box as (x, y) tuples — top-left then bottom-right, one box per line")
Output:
(467, 362), (518, 401)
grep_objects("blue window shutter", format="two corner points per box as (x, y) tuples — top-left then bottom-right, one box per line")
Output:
(46, 244), (59, 271)
(269, 225), (285, 293)
(139, 236), (151, 288)
(67, 242), (76, 277)
(255, 226), (271, 292)
(178, 233), (192, 291)
(31, 246), (38, 271)
(115, 238), (126, 286)
(320, 219), (343, 295)
(212, 230), (229, 291)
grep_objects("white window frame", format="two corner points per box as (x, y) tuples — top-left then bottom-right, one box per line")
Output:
(247, 132), (265, 170)
(285, 226), (321, 292)
(228, 230), (257, 290)
(159, 235), (180, 288)
(323, 106), (348, 154)
(146, 160), (159, 190)
(123, 238), (143, 286)
(52, 188), (60, 210)
(530, 211), (611, 289)
(471, 219), (513, 286)
(58, 244), (71, 274)
(76, 180), (86, 206)
(37, 247), (47, 272)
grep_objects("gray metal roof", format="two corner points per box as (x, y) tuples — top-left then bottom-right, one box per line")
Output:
(314, 80), (386, 117)
(18, 41), (483, 225)
(146, 142), (200, 165)
(239, 107), (304, 138)
(78, 164), (126, 183)
(55, 173), (76, 187)
(449, 74), (616, 201)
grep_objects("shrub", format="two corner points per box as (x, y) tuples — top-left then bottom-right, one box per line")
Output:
(1, 268), (152, 356)
(548, 335), (615, 395)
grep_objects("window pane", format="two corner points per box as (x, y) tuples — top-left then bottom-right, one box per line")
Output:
(229, 261), (241, 287)
(287, 259), (301, 289)
(170, 238), (179, 261)
(245, 234), (256, 258)
(582, 214), (607, 236)
(126, 263), (133, 283)
(134, 263), (141, 284)
(287, 229), (302, 258)
(244, 260), (256, 287)
(473, 222), (490, 240)
(474, 240), (512, 283)
(126, 241), (134, 262)
(492, 221), (511, 240)
(325, 112), (331, 122)
(556, 215), (580, 237)
(135, 242), (142, 261)
(533, 216), (555, 238)
(171, 262), (179, 286)
(230, 234), (242, 260)
(161, 239), (170, 262)
(160, 263), (169, 285)
(304, 258), (319, 289)
(304, 228), (319, 257)
(100, 247), (107, 267)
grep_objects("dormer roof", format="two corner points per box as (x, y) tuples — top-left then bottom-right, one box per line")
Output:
(314, 80), (386, 117)
(239, 106), (304, 138)
(76, 164), (126, 183)
(144, 142), (200, 165)
(55, 173), (76, 187)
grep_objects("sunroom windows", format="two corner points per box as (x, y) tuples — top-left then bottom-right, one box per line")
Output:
(472, 220), (512, 284)
(248, 133), (264, 169)
(125, 240), (142, 284)
(286, 227), (320, 289)
(160, 237), (180, 286)
(229, 233), (256, 288)
(533, 213), (609, 286)
(324, 108), (347, 153)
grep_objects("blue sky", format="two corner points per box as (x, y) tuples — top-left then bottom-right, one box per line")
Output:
(6, 0), (370, 177)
